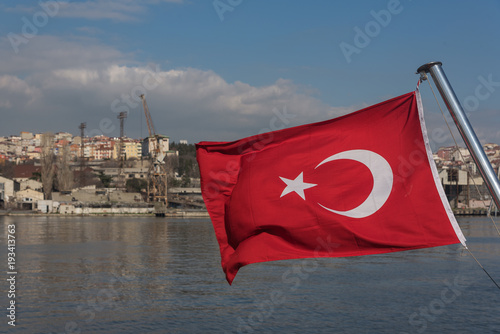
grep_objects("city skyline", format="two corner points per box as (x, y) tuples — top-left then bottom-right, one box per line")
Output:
(0, 1), (499, 148)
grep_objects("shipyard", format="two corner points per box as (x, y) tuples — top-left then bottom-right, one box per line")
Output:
(1, 1), (500, 333)
(0, 96), (208, 216)
(0, 130), (498, 216)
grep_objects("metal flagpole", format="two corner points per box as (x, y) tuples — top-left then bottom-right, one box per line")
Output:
(417, 61), (500, 210)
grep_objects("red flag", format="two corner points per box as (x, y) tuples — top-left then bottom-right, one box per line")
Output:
(196, 90), (466, 284)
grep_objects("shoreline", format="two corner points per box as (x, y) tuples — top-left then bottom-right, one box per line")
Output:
(1, 209), (492, 218)
(0, 210), (210, 218)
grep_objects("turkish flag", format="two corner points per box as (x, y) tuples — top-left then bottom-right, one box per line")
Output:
(196, 90), (466, 284)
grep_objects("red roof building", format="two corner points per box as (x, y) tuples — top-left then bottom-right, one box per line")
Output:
(13, 164), (41, 180)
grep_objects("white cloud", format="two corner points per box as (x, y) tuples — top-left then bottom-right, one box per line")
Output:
(0, 75), (42, 106)
(2, 4), (36, 14)
(57, 1), (145, 22)
(0, 35), (125, 74)
(0, 65), (353, 142)
(2, 0), (184, 22)
(4, 48), (496, 145)
(46, 64), (353, 141)
(76, 26), (104, 35)
(53, 69), (101, 85)
(0, 35), (357, 141)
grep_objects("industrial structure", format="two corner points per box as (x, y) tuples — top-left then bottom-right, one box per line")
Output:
(117, 112), (127, 160)
(140, 94), (168, 207)
(116, 111), (127, 187)
(78, 122), (86, 187)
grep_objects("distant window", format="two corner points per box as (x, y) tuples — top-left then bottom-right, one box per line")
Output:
(448, 169), (458, 182)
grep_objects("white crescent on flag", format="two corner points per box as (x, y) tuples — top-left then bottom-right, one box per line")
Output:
(314, 149), (393, 218)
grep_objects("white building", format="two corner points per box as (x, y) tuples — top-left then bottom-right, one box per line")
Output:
(20, 131), (33, 140)
(0, 176), (17, 208)
(142, 135), (171, 159)
(439, 169), (483, 186)
(37, 200), (60, 213)
(451, 148), (470, 162)
(55, 132), (73, 141)
(15, 189), (44, 210)
(19, 179), (43, 192)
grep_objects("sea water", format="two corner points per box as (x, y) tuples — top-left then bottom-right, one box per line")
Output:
(0, 215), (499, 333)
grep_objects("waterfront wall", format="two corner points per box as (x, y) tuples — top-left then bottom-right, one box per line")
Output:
(66, 205), (153, 215)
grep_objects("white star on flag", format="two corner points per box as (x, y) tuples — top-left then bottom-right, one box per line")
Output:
(279, 172), (317, 200)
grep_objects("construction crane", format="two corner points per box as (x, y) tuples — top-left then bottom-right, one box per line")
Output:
(140, 94), (168, 207)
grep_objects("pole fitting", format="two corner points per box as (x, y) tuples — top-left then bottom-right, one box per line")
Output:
(419, 72), (428, 82)
(416, 61), (443, 74)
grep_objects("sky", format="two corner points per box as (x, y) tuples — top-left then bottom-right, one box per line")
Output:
(0, 0), (499, 150)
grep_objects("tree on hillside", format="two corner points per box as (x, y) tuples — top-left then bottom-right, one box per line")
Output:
(181, 173), (191, 187)
(30, 171), (41, 182)
(56, 144), (73, 192)
(126, 178), (147, 193)
(0, 161), (15, 179)
(41, 133), (55, 199)
(169, 142), (200, 179)
(96, 171), (113, 188)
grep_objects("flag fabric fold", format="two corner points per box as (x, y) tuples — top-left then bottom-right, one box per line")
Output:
(196, 90), (466, 284)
